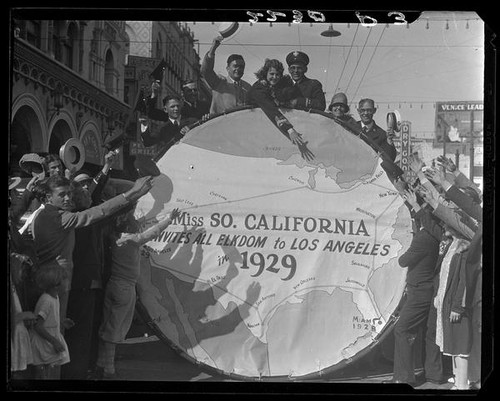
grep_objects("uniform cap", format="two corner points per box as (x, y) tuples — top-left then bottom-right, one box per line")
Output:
(286, 51), (310, 67)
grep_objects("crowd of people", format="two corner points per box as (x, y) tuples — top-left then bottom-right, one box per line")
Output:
(9, 33), (483, 389)
(386, 154), (483, 390)
(138, 34), (398, 166)
(9, 150), (179, 380)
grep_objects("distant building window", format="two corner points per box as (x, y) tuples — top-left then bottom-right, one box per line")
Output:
(91, 60), (97, 82)
(65, 23), (78, 70)
(25, 20), (41, 48)
(105, 49), (114, 94)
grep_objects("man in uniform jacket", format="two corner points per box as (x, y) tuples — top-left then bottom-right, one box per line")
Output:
(201, 35), (252, 115)
(280, 51), (326, 112)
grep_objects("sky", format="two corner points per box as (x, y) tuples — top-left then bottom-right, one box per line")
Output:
(185, 11), (485, 138)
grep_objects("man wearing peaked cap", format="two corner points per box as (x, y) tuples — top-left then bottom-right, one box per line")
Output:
(285, 50), (310, 67)
(280, 51), (326, 111)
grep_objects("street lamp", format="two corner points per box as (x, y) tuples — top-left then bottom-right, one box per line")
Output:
(47, 85), (64, 119)
(53, 86), (64, 114)
(107, 113), (116, 133)
(321, 24), (341, 37)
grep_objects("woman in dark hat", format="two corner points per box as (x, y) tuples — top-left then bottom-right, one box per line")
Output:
(328, 92), (356, 125)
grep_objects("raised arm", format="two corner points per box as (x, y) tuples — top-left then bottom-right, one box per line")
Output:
(201, 36), (225, 90)
(89, 149), (118, 205)
(425, 167), (482, 222)
(127, 208), (181, 246)
(61, 176), (154, 229)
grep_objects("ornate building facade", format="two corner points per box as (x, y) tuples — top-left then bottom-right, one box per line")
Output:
(10, 19), (209, 176)
(125, 21), (211, 116)
(10, 20), (131, 175)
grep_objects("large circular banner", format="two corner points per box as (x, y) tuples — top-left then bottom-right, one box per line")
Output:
(134, 108), (412, 380)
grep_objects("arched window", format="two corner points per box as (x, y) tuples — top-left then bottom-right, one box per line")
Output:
(156, 33), (162, 59)
(52, 21), (64, 61)
(25, 20), (41, 48)
(104, 49), (114, 94)
(65, 22), (78, 70)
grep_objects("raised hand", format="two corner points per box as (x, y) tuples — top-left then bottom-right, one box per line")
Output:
(416, 183), (438, 208)
(26, 174), (43, 192)
(169, 208), (181, 222)
(104, 149), (119, 165)
(151, 80), (161, 97)
(424, 167), (446, 186)
(436, 155), (457, 172)
(210, 35), (224, 54)
(408, 154), (424, 173)
(125, 176), (153, 201)
(401, 187), (418, 209)
(386, 128), (396, 145)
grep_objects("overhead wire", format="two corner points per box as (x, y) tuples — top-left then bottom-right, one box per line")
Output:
(343, 26), (373, 95)
(332, 23), (359, 96)
(350, 25), (387, 103)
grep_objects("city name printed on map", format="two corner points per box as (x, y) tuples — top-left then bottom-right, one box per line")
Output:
(246, 10), (408, 27)
(352, 315), (383, 332)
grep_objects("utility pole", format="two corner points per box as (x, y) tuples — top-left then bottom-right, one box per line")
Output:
(469, 109), (474, 180)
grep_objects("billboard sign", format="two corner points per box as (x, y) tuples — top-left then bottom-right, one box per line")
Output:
(435, 101), (483, 144)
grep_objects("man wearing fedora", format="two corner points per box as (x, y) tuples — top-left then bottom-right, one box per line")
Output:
(280, 51), (326, 112)
(201, 35), (252, 115)
(328, 92), (356, 125)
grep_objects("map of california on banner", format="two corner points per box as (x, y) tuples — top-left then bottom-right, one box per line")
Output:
(134, 108), (412, 379)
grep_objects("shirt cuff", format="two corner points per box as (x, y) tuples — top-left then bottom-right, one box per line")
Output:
(443, 181), (453, 192)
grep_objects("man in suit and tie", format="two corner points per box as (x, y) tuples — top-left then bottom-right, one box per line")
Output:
(140, 95), (192, 150)
(355, 98), (398, 162)
(201, 35), (252, 115)
(280, 51), (326, 112)
(384, 189), (445, 387)
(145, 79), (209, 124)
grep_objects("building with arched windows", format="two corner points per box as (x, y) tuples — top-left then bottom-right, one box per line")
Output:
(10, 18), (210, 177)
(10, 20), (132, 176)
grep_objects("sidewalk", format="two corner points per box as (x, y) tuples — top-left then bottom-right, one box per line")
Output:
(110, 317), (456, 392)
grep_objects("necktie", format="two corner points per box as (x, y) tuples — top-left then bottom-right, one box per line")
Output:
(173, 120), (179, 127)
(234, 81), (242, 105)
